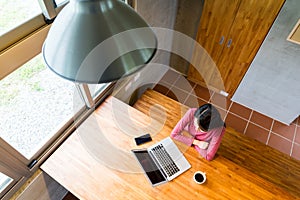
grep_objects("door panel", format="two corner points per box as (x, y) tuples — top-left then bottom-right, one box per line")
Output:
(188, 0), (241, 87)
(216, 0), (285, 95)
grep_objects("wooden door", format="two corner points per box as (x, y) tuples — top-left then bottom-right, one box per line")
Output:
(210, 0), (285, 95)
(188, 0), (241, 88)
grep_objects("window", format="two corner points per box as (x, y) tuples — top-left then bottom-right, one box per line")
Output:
(0, 0), (112, 198)
(0, 173), (12, 193)
(0, 0), (42, 36)
(90, 84), (109, 98)
(54, 0), (69, 6)
(0, 54), (81, 159)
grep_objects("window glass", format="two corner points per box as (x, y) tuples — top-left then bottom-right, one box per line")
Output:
(0, 54), (81, 159)
(54, 0), (69, 6)
(0, 0), (42, 36)
(0, 173), (13, 193)
(89, 83), (109, 99)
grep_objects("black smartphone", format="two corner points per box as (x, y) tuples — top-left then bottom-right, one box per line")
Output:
(134, 133), (152, 145)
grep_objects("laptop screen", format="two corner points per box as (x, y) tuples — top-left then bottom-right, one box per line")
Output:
(132, 149), (167, 186)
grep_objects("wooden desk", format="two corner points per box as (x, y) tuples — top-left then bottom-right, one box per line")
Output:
(41, 96), (295, 199)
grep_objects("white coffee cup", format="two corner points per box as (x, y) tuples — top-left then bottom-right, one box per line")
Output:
(193, 171), (206, 184)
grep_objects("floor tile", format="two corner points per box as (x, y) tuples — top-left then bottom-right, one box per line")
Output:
(250, 111), (273, 130)
(292, 117), (299, 125)
(173, 75), (195, 93)
(229, 102), (252, 120)
(166, 87), (189, 104)
(160, 69), (180, 84)
(225, 113), (247, 134)
(192, 84), (212, 101)
(268, 132), (292, 155)
(209, 92), (231, 111)
(291, 143), (300, 161)
(153, 83), (170, 95)
(272, 121), (296, 141)
(215, 107), (227, 122)
(244, 123), (269, 144)
(184, 95), (207, 108)
(295, 126), (300, 144)
(297, 117), (300, 126)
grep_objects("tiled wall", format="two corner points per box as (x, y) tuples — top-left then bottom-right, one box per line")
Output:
(153, 69), (300, 161)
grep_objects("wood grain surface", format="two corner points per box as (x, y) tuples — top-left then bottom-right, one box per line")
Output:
(134, 89), (300, 199)
(41, 91), (298, 199)
(188, 0), (285, 96)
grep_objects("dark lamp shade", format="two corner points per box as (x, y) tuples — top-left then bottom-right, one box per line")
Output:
(42, 0), (157, 83)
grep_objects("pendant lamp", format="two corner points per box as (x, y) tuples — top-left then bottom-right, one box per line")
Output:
(42, 0), (157, 83)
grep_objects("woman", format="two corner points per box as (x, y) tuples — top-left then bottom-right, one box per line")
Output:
(171, 104), (225, 161)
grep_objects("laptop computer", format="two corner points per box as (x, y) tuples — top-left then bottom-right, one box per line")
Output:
(132, 137), (191, 186)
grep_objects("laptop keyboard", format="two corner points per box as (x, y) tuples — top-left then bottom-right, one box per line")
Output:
(151, 144), (180, 177)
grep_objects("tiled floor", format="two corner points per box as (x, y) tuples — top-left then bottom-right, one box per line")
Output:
(153, 69), (300, 161)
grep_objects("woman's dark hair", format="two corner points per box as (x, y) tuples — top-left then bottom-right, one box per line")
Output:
(194, 104), (225, 131)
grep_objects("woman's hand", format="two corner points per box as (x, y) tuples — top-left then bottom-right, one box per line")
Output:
(193, 139), (209, 149)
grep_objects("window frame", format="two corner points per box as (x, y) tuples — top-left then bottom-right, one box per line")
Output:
(0, 0), (115, 198)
